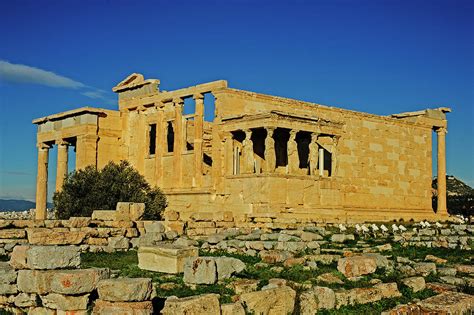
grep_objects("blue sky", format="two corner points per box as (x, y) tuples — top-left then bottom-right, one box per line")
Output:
(0, 0), (473, 201)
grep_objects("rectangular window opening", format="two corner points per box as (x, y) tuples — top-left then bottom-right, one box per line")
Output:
(148, 124), (157, 155)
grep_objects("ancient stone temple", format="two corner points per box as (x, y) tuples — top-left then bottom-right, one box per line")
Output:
(33, 73), (450, 223)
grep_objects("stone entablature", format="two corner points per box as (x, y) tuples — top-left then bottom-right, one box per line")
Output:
(33, 73), (450, 222)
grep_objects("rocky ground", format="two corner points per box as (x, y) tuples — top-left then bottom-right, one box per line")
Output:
(79, 222), (474, 314)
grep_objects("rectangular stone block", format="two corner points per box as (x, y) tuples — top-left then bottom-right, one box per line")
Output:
(138, 245), (198, 274)
(27, 246), (80, 270)
(91, 210), (116, 221)
(0, 229), (26, 239)
(27, 228), (86, 245)
(92, 299), (153, 315)
(97, 278), (152, 302)
(41, 293), (89, 310)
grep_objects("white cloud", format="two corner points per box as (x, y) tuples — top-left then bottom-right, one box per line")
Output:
(0, 60), (85, 89)
(0, 59), (115, 105)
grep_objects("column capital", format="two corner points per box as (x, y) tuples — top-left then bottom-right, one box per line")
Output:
(56, 139), (69, 147)
(193, 93), (204, 100)
(289, 129), (297, 139)
(37, 142), (52, 150)
(436, 127), (447, 135)
(244, 129), (252, 138)
(266, 126), (276, 134)
(173, 97), (184, 105)
(311, 133), (319, 142)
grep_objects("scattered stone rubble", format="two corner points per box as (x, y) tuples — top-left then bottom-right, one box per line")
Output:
(0, 207), (472, 314)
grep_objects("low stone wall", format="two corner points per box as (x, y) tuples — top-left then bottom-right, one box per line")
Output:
(0, 245), (154, 313)
(0, 217), (184, 256)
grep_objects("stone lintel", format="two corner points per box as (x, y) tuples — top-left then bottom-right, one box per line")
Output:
(33, 107), (118, 125)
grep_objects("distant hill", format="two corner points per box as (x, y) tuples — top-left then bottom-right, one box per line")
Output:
(0, 199), (53, 211)
(432, 175), (474, 196)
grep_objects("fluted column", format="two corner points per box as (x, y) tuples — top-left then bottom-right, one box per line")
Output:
(155, 104), (165, 186)
(242, 129), (254, 174)
(173, 98), (184, 187)
(56, 140), (69, 192)
(437, 127), (447, 214)
(35, 143), (50, 220)
(309, 133), (319, 176)
(264, 127), (276, 173)
(287, 130), (299, 174)
(193, 93), (204, 187)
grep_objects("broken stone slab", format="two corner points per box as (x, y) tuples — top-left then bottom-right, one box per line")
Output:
(214, 257), (246, 280)
(230, 279), (259, 294)
(306, 254), (340, 265)
(238, 286), (296, 315)
(335, 287), (382, 308)
(455, 264), (474, 274)
(183, 257), (217, 285)
(92, 299), (153, 315)
(63, 217), (91, 228)
(300, 286), (336, 314)
(316, 272), (344, 285)
(374, 282), (401, 299)
(138, 245), (198, 274)
(426, 282), (458, 293)
(26, 228), (86, 245)
(41, 293), (89, 310)
(425, 254), (447, 264)
(97, 278), (153, 302)
(91, 210), (116, 221)
(0, 283), (17, 294)
(440, 275), (466, 286)
(29, 307), (56, 315)
(143, 221), (166, 233)
(362, 253), (391, 270)
(11, 245), (81, 270)
(402, 276), (426, 293)
(161, 294), (220, 315)
(418, 291), (474, 314)
(337, 255), (377, 278)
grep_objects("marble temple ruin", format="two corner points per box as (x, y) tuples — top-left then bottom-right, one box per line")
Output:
(32, 73), (451, 223)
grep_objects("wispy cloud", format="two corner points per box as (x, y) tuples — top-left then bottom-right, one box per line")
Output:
(0, 59), (115, 104)
(0, 60), (85, 89)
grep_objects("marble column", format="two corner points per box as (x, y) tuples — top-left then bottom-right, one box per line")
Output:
(287, 130), (299, 174)
(437, 127), (447, 214)
(309, 133), (319, 176)
(173, 98), (184, 187)
(56, 140), (69, 192)
(264, 127), (276, 173)
(224, 133), (234, 176)
(319, 147), (325, 176)
(155, 104), (165, 186)
(35, 143), (50, 220)
(242, 129), (254, 174)
(193, 93), (204, 187)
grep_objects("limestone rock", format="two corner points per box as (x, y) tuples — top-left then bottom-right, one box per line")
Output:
(0, 229), (26, 239)
(238, 286), (296, 315)
(221, 302), (245, 315)
(116, 202), (145, 221)
(50, 268), (110, 294)
(41, 293), (89, 310)
(456, 264), (474, 274)
(138, 245), (198, 274)
(425, 254), (447, 264)
(0, 262), (17, 284)
(143, 221), (165, 233)
(0, 283), (17, 294)
(426, 282), (458, 293)
(108, 236), (130, 250)
(374, 282), (402, 298)
(402, 276), (426, 293)
(9, 245), (30, 269)
(26, 246), (81, 270)
(207, 233), (226, 244)
(161, 294), (220, 315)
(65, 217), (91, 228)
(300, 286), (335, 314)
(183, 257), (217, 284)
(14, 293), (37, 307)
(230, 279), (259, 294)
(413, 262), (436, 276)
(259, 250), (292, 263)
(92, 210), (115, 221)
(317, 272), (344, 285)
(27, 228), (86, 245)
(29, 307), (56, 315)
(214, 257), (246, 280)
(337, 256), (377, 278)
(417, 291), (474, 314)
(97, 278), (153, 302)
(93, 299), (153, 315)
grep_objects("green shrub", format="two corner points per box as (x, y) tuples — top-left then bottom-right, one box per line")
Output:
(53, 161), (167, 220)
